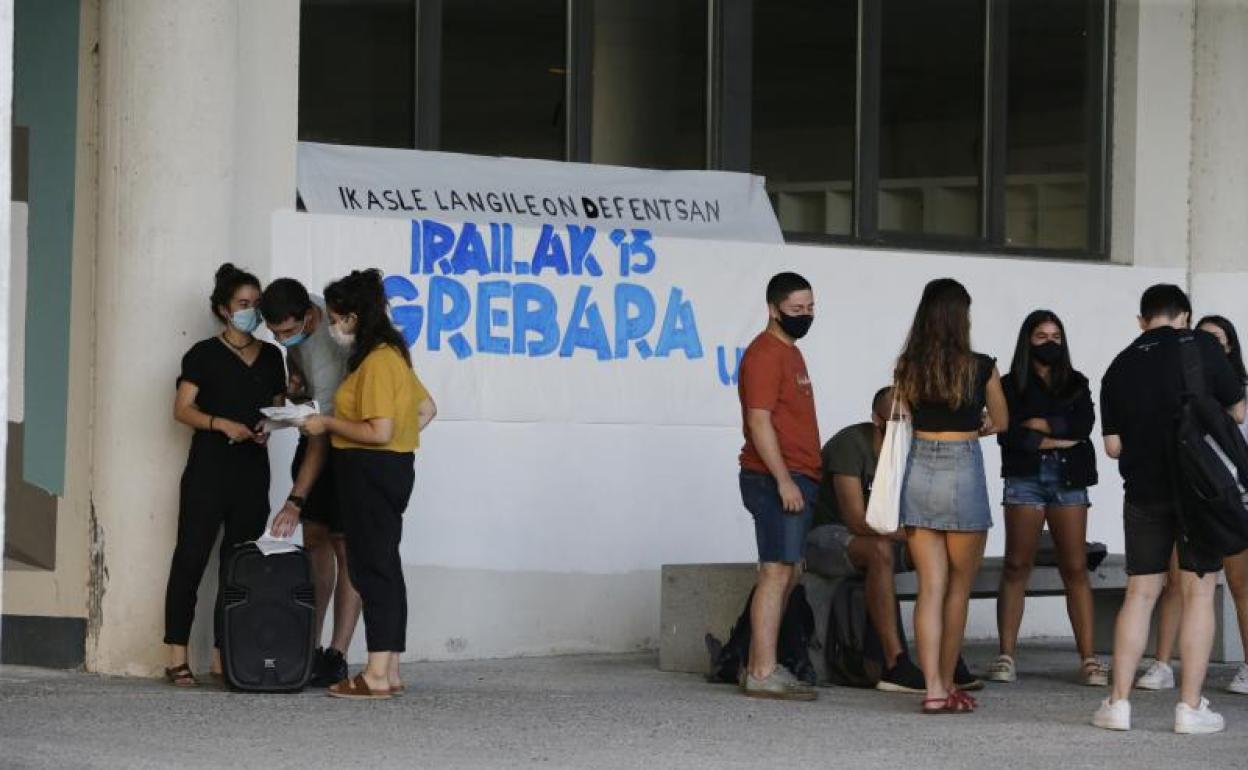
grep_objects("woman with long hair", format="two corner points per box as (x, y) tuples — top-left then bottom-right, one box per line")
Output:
(1138, 314), (1248, 696)
(990, 310), (1105, 686)
(894, 278), (1008, 714)
(301, 269), (437, 699)
(164, 264), (286, 686)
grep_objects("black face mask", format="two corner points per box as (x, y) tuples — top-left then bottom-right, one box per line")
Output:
(1031, 341), (1063, 366)
(776, 311), (813, 340)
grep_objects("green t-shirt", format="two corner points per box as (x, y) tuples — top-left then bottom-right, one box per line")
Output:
(813, 422), (880, 528)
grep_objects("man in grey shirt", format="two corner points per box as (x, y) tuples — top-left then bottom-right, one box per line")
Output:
(261, 278), (358, 687)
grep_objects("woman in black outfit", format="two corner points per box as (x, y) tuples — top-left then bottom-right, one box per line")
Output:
(163, 264), (286, 686)
(990, 310), (1104, 686)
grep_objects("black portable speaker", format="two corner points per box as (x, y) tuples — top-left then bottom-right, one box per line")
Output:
(220, 543), (317, 692)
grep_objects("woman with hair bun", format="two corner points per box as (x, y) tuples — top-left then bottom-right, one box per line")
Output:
(164, 263), (286, 687)
(300, 269), (438, 700)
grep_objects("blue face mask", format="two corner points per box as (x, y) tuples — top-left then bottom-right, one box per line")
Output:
(279, 318), (309, 349)
(230, 307), (261, 334)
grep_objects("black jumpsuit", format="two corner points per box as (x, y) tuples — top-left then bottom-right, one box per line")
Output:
(163, 337), (286, 647)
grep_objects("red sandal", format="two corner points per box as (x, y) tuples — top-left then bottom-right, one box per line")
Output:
(949, 690), (977, 711)
(921, 694), (971, 714)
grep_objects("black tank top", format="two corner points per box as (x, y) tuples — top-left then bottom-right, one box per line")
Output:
(910, 354), (996, 432)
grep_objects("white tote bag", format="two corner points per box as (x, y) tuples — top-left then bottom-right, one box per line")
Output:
(865, 394), (911, 535)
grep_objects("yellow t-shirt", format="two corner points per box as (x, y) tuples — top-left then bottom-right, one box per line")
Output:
(332, 345), (428, 452)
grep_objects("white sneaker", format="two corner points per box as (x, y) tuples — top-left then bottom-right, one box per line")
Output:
(988, 654), (1016, 683)
(1135, 660), (1176, 691)
(1092, 697), (1131, 731)
(1228, 664), (1248, 695)
(1175, 697), (1225, 735)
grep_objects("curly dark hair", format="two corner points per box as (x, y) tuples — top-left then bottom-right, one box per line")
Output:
(323, 269), (411, 372)
(210, 263), (261, 323)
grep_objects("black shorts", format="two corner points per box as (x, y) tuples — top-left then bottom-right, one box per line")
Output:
(293, 437), (342, 535)
(1123, 500), (1222, 576)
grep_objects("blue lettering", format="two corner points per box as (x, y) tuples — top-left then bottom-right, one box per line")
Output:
(421, 219), (456, 275)
(613, 283), (655, 359)
(560, 285), (612, 361)
(655, 287), (703, 359)
(716, 345), (745, 385)
(567, 225), (603, 276)
(427, 276), (472, 359)
(532, 224), (570, 276)
(383, 275), (423, 347)
(451, 222), (491, 275)
(512, 282), (559, 356)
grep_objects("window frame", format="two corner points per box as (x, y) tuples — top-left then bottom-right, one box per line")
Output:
(306, 0), (1112, 260)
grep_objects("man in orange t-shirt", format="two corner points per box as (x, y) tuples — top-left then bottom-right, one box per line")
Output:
(737, 271), (820, 701)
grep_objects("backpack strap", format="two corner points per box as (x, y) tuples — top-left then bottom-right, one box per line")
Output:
(1178, 334), (1206, 398)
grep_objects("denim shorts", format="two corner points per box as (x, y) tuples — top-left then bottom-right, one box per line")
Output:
(739, 469), (817, 564)
(899, 438), (993, 531)
(1003, 454), (1090, 508)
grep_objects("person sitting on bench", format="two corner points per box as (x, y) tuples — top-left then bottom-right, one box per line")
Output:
(807, 386), (980, 693)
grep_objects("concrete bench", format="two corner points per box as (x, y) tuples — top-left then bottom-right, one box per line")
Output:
(659, 556), (1244, 676)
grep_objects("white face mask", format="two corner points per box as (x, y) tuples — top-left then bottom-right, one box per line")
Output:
(328, 320), (355, 348)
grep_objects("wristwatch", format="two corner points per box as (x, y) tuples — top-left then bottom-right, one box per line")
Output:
(287, 494), (306, 509)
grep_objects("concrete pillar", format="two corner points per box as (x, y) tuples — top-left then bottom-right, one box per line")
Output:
(1110, 0), (1196, 268)
(89, 0), (298, 675)
(0, 0), (14, 625)
(1188, 0), (1248, 323)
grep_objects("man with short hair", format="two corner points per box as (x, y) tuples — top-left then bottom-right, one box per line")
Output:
(737, 272), (820, 700)
(808, 387), (924, 692)
(260, 278), (361, 687)
(1093, 284), (1246, 734)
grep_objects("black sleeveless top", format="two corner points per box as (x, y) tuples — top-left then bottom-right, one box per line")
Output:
(910, 354), (996, 432)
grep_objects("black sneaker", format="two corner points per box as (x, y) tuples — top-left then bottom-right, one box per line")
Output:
(310, 647), (348, 688)
(876, 653), (926, 694)
(955, 656), (984, 691)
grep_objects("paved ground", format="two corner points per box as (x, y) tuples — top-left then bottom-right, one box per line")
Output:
(2, 641), (1247, 769)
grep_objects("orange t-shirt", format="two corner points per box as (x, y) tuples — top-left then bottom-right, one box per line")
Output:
(738, 331), (821, 481)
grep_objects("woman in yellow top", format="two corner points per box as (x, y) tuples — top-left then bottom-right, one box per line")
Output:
(301, 269), (437, 700)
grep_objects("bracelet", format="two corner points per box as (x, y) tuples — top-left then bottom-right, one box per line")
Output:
(287, 494), (305, 509)
(208, 416), (216, 431)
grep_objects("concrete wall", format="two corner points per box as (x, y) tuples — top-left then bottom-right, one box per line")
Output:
(0, 0), (14, 628)
(88, 0), (298, 675)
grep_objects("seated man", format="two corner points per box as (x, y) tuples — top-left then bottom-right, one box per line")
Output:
(807, 387), (980, 693)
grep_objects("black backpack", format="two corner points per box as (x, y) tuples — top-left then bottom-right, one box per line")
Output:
(1173, 335), (1248, 558)
(824, 576), (904, 688)
(705, 585), (817, 685)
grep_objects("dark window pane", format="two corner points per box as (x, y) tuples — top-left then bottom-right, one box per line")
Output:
(441, 0), (567, 160)
(590, 0), (707, 170)
(879, 0), (984, 237)
(1006, 0), (1092, 250)
(752, 0), (857, 236)
(299, 0), (416, 148)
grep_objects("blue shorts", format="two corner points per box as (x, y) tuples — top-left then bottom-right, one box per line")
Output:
(1003, 454), (1091, 508)
(739, 469), (817, 564)
(899, 438), (993, 531)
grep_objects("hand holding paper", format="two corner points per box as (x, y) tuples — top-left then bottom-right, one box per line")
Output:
(259, 401), (319, 432)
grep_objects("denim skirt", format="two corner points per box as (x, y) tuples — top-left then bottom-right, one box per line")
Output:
(899, 438), (993, 531)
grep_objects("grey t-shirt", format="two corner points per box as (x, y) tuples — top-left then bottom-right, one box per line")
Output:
(287, 296), (349, 416)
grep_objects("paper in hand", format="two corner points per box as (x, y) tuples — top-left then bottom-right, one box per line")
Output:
(259, 401), (319, 432)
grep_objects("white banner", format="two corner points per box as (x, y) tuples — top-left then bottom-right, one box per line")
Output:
(296, 142), (783, 244)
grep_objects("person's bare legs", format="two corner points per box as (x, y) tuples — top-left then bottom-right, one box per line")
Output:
(328, 535), (363, 654)
(747, 561), (796, 679)
(388, 651), (403, 690)
(1153, 550), (1183, 666)
(848, 535), (903, 665)
(360, 651), (393, 692)
(907, 527), (950, 701)
(1047, 505), (1094, 660)
(997, 506), (1045, 659)
(1177, 570), (1218, 708)
(1110, 574), (1166, 703)
(943, 531), (988, 690)
(167, 644), (189, 668)
(1223, 551), (1248, 662)
(303, 521), (335, 645)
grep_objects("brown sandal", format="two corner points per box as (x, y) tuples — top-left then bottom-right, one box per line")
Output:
(328, 674), (391, 700)
(164, 664), (198, 688)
